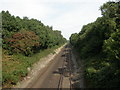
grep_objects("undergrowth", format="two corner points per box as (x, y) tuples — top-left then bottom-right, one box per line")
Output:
(2, 45), (61, 88)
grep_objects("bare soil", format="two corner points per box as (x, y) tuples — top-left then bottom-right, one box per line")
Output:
(15, 44), (84, 89)
(15, 45), (65, 88)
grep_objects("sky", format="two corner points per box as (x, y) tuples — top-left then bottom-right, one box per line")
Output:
(0, 0), (110, 39)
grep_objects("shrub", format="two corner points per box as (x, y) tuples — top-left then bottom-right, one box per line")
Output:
(4, 30), (40, 56)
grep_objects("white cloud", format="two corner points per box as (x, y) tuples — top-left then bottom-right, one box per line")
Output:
(28, 0), (109, 3)
(43, 2), (104, 39)
(1, 0), (54, 19)
(0, 0), (110, 39)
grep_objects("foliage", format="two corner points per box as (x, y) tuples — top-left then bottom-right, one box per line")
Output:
(2, 10), (66, 55)
(4, 30), (40, 56)
(2, 45), (60, 87)
(2, 10), (66, 87)
(69, 33), (78, 47)
(70, 1), (120, 88)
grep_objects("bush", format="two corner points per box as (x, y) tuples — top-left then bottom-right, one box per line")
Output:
(4, 30), (40, 56)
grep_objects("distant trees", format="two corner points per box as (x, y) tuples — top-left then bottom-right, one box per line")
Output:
(70, 1), (120, 88)
(2, 11), (66, 56)
(69, 33), (78, 46)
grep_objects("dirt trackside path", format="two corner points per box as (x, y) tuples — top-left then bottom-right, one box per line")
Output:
(26, 45), (65, 88)
(16, 44), (82, 89)
(15, 44), (66, 88)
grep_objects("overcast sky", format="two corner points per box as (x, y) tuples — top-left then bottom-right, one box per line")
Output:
(1, 0), (110, 39)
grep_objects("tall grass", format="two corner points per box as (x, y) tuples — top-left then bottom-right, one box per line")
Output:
(2, 45), (61, 88)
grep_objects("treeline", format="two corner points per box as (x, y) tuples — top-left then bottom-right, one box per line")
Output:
(2, 11), (66, 87)
(2, 11), (66, 56)
(70, 1), (120, 88)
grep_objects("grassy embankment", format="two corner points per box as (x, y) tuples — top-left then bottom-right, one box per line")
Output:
(2, 45), (63, 88)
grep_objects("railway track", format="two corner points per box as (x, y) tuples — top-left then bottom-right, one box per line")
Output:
(24, 44), (74, 88)
(57, 54), (64, 89)
(57, 45), (73, 90)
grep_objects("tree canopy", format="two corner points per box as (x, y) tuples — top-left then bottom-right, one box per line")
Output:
(2, 11), (67, 56)
(70, 1), (120, 88)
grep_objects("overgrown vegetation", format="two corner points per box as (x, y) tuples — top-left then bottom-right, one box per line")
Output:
(2, 45), (60, 87)
(70, 1), (120, 88)
(2, 11), (66, 87)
